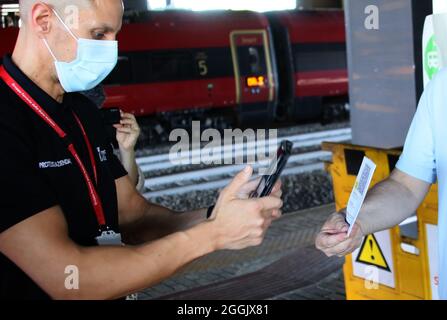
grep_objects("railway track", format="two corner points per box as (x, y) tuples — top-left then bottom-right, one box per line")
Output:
(139, 128), (352, 198)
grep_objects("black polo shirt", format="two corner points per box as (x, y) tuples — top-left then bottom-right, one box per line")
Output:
(0, 55), (128, 300)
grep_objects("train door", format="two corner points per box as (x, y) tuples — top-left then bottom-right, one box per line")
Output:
(266, 14), (296, 121)
(230, 30), (277, 126)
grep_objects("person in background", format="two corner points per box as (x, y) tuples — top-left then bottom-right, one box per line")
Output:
(82, 86), (145, 193)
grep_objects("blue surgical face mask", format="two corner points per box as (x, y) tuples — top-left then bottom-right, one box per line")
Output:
(42, 9), (118, 93)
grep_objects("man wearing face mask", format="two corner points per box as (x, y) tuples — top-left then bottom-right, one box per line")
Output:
(0, 0), (283, 300)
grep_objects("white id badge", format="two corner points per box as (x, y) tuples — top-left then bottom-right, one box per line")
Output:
(95, 230), (124, 246)
(346, 157), (376, 236)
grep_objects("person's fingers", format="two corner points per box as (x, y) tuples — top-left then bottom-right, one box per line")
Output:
(236, 177), (261, 198)
(261, 218), (272, 232)
(222, 166), (253, 199)
(120, 111), (134, 118)
(271, 209), (282, 220)
(120, 114), (138, 123)
(114, 124), (131, 131)
(125, 113), (137, 120)
(332, 224), (364, 256)
(113, 124), (126, 132)
(321, 212), (349, 234)
(261, 219), (273, 239)
(118, 122), (140, 133)
(271, 189), (282, 199)
(315, 231), (347, 251)
(116, 127), (133, 134)
(120, 116), (140, 130)
(120, 119), (137, 126)
(271, 180), (282, 195)
(120, 113), (139, 127)
(258, 208), (273, 219)
(247, 217), (271, 243)
(324, 238), (356, 257)
(335, 221), (349, 233)
(242, 177), (261, 191)
(114, 123), (139, 133)
(335, 243), (358, 257)
(256, 196), (283, 212)
(322, 224), (349, 234)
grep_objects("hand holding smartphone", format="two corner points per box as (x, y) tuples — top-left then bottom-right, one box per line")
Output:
(206, 140), (292, 219)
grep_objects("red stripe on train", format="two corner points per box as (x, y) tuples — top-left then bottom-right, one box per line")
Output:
(103, 77), (237, 115)
(295, 70), (348, 97)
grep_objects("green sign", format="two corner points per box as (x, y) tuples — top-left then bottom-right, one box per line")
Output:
(425, 35), (441, 80)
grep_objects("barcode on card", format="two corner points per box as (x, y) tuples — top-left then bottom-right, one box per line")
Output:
(357, 164), (372, 195)
(346, 157), (376, 236)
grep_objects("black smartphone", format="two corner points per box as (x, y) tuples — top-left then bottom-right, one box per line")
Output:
(101, 108), (121, 125)
(250, 140), (293, 198)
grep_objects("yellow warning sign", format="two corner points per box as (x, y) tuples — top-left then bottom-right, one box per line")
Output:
(356, 234), (391, 271)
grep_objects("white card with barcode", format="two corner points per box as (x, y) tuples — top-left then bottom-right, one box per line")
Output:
(346, 157), (376, 236)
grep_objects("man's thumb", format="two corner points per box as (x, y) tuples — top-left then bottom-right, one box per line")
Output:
(225, 166), (253, 197)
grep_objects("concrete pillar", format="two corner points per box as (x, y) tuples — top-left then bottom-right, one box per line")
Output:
(345, 0), (432, 148)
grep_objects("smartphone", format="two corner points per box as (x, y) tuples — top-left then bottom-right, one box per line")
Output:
(101, 108), (121, 125)
(250, 140), (293, 198)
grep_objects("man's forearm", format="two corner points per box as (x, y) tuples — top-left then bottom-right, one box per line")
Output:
(121, 194), (208, 244)
(120, 149), (139, 186)
(356, 174), (427, 235)
(57, 222), (215, 300)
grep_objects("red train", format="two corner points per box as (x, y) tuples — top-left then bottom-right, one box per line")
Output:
(0, 10), (348, 131)
(267, 10), (348, 121)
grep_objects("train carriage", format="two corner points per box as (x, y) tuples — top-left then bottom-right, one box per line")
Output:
(0, 9), (348, 137)
(104, 10), (277, 129)
(268, 10), (348, 121)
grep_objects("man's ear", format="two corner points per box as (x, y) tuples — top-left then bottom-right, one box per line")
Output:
(30, 3), (53, 37)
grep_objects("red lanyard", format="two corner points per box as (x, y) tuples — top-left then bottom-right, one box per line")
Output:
(0, 65), (107, 229)
(72, 111), (98, 184)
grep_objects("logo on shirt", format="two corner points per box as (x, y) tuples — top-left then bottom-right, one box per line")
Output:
(97, 147), (108, 162)
(39, 158), (72, 169)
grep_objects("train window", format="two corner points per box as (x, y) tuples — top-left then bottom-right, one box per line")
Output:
(132, 51), (152, 83)
(195, 48), (233, 79)
(103, 55), (132, 85)
(294, 43), (347, 72)
(103, 49), (233, 85)
(236, 46), (267, 77)
(248, 47), (262, 74)
(150, 52), (194, 82)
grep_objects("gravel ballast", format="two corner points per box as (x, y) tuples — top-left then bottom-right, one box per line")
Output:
(138, 122), (345, 214)
(149, 170), (334, 214)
